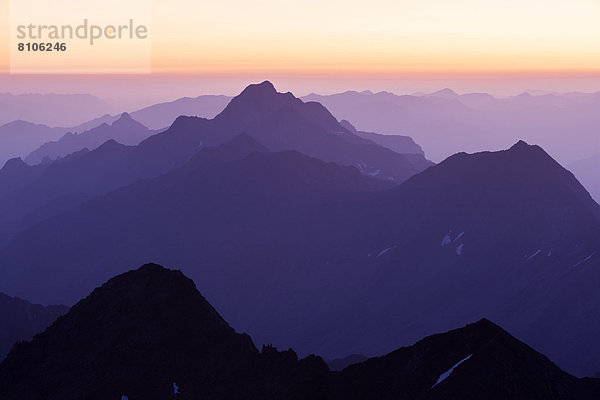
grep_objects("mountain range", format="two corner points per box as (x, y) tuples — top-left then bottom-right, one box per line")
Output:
(0, 81), (598, 379)
(1, 263), (598, 399)
(302, 89), (600, 165)
(0, 93), (115, 127)
(0, 81), (429, 247)
(25, 113), (161, 165)
(0, 94), (232, 168)
(0, 133), (598, 375)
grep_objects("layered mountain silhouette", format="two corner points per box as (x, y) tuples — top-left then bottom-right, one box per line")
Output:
(0, 136), (598, 375)
(0, 94), (232, 167)
(303, 90), (600, 164)
(0, 82), (427, 246)
(127, 94), (231, 129)
(0, 93), (114, 127)
(25, 113), (159, 165)
(339, 119), (432, 171)
(0, 293), (67, 361)
(0, 264), (598, 399)
(0, 114), (122, 168)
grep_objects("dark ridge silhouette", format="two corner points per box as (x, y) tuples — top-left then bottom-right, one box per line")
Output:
(0, 264), (329, 400)
(25, 113), (159, 165)
(0, 140), (599, 376)
(335, 318), (600, 400)
(326, 354), (367, 371)
(0, 293), (67, 361)
(0, 264), (598, 399)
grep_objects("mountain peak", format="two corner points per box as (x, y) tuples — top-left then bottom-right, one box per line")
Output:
(110, 112), (146, 130)
(0, 263), (260, 399)
(507, 140), (545, 156)
(238, 80), (277, 98)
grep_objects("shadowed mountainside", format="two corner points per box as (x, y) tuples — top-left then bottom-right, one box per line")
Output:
(1, 264), (598, 400)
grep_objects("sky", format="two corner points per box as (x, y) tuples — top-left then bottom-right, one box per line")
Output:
(1, 0), (600, 105)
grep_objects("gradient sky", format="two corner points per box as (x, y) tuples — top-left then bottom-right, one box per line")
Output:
(1, 0), (600, 104)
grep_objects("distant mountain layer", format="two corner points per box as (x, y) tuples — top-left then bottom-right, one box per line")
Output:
(1, 263), (598, 400)
(25, 113), (160, 165)
(0, 115), (117, 168)
(1, 135), (599, 376)
(129, 94), (232, 129)
(339, 119), (433, 172)
(0, 81), (427, 246)
(0, 293), (67, 361)
(302, 90), (600, 164)
(0, 93), (115, 127)
(0, 94), (231, 167)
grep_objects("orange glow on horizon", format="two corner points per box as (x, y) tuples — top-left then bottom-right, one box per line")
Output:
(2, 0), (600, 77)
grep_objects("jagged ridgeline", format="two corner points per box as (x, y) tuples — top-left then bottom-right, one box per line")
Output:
(1, 264), (599, 400)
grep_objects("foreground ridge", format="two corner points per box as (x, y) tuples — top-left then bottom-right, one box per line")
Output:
(0, 264), (599, 400)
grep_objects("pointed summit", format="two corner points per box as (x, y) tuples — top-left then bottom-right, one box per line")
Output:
(238, 80), (277, 98)
(110, 112), (146, 130)
(215, 81), (306, 127)
(0, 263), (259, 399)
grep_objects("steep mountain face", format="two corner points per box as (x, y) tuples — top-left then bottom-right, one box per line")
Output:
(0, 264), (598, 400)
(1, 140), (599, 376)
(0, 293), (67, 361)
(303, 141), (600, 376)
(25, 113), (158, 165)
(0, 264), (330, 400)
(336, 319), (600, 400)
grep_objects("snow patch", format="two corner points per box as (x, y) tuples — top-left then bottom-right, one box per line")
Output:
(584, 252), (596, 262)
(367, 169), (381, 177)
(173, 382), (180, 395)
(441, 233), (452, 247)
(527, 250), (541, 261)
(432, 354), (472, 389)
(456, 244), (464, 255)
(121, 396), (128, 400)
(454, 232), (464, 241)
(376, 247), (392, 258)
